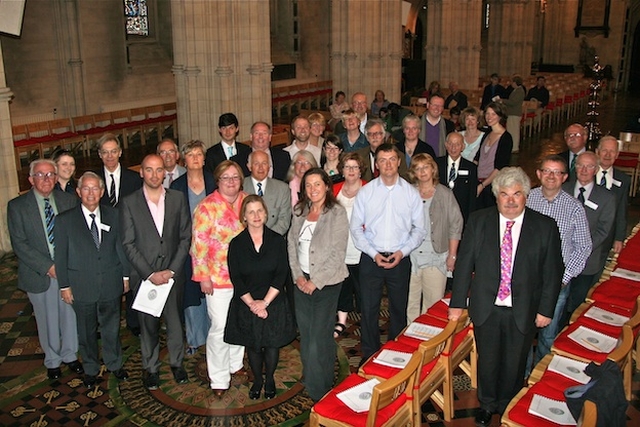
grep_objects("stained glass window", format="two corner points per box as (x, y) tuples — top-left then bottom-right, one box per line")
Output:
(125, 0), (149, 36)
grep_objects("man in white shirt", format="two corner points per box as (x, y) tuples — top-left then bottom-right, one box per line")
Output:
(283, 116), (322, 165)
(157, 138), (186, 188)
(204, 113), (251, 174)
(96, 134), (142, 208)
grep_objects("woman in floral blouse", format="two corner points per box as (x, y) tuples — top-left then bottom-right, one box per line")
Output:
(191, 160), (247, 398)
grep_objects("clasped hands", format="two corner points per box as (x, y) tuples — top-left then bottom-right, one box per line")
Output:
(295, 276), (317, 295)
(248, 300), (269, 319)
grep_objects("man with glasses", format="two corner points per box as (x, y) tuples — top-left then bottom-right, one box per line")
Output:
(356, 119), (408, 181)
(559, 123), (589, 180)
(8, 159), (82, 380)
(351, 142), (426, 363)
(96, 133), (142, 208)
(157, 138), (186, 188)
(418, 93), (455, 157)
(204, 113), (251, 174)
(526, 154), (591, 368)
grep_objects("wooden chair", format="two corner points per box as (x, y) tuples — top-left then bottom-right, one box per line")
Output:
(44, 118), (84, 156)
(310, 351), (422, 427)
(12, 123), (42, 171)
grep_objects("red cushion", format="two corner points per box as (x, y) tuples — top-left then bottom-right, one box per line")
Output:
(534, 369), (582, 392)
(312, 373), (408, 426)
(589, 277), (640, 308)
(426, 300), (450, 320)
(507, 382), (572, 427)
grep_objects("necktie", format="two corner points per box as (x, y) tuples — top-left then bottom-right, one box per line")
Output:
(89, 213), (100, 249)
(167, 172), (174, 187)
(498, 221), (515, 301)
(227, 146), (234, 158)
(600, 170), (607, 187)
(448, 162), (457, 186)
(578, 187), (586, 204)
(109, 174), (117, 207)
(570, 155), (577, 174)
(257, 182), (264, 197)
(44, 198), (55, 247)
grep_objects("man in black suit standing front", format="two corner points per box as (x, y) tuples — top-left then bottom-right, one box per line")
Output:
(204, 113), (251, 174)
(120, 154), (192, 390)
(449, 167), (563, 426)
(55, 172), (130, 388)
(436, 132), (477, 223)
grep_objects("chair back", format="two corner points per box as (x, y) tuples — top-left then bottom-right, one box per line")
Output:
(606, 324), (633, 367)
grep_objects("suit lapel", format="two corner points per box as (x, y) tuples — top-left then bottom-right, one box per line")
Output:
(26, 191), (49, 247)
(135, 189), (162, 239)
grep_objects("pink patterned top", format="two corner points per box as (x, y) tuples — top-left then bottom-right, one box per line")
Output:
(190, 190), (246, 289)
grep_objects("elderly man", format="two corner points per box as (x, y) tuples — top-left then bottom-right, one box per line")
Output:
(235, 121), (291, 181)
(444, 81), (468, 110)
(338, 109), (368, 153)
(8, 159), (82, 380)
(418, 93), (455, 158)
(596, 136), (630, 254)
(396, 114), (436, 167)
(559, 123), (588, 180)
(351, 143), (426, 362)
(157, 138), (186, 188)
(204, 113), (251, 174)
(283, 116), (322, 165)
(562, 152), (615, 317)
(526, 154), (592, 367)
(334, 92), (369, 135)
(243, 150), (291, 235)
(95, 133), (142, 208)
(356, 119), (408, 182)
(449, 167), (563, 425)
(55, 172), (130, 388)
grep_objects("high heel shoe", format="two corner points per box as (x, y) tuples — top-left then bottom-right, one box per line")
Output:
(264, 380), (276, 399)
(249, 383), (262, 400)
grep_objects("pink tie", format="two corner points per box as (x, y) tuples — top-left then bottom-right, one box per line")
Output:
(498, 221), (515, 301)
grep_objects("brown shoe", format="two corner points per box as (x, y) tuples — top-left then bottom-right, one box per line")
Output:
(231, 368), (248, 377)
(212, 388), (227, 398)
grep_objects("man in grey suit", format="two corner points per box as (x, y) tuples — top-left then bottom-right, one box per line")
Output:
(563, 151), (616, 317)
(158, 138), (186, 188)
(8, 159), (83, 380)
(120, 154), (192, 390)
(243, 150), (291, 235)
(55, 172), (130, 388)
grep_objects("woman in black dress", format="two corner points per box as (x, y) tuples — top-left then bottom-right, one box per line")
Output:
(224, 195), (296, 400)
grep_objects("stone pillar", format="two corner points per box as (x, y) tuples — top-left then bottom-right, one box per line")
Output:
(486, 0), (536, 77)
(0, 44), (21, 255)
(425, 0), (483, 90)
(331, 0), (403, 103)
(171, 0), (273, 146)
(57, 0), (86, 117)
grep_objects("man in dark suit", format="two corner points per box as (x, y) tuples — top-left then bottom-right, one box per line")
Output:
(444, 81), (468, 110)
(204, 113), (251, 174)
(234, 121), (291, 181)
(7, 159), (83, 380)
(481, 73), (507, 110)
(596, 136), (631, 254)
(55, 172), (130, 388)
(562, 152), (616, 317)
(120, 154), (192, 390)
(357, 119), (408, 182)
(243, 150), (291, 235)
(558, 123), (588, 180)
(449, 167), (563, 425)
(96, 133), (142, 207)
(436, 132), (478, 222)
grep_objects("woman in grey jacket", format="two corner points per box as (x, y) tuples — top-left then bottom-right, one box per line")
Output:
(287, 168), (349, 402)
(406, 153), (463, 322)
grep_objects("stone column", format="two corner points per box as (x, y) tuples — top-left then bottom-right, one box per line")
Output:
(0, 44), (21, 255)
(331, 0), (403, 103)
(171, 0), (273, 146)
(425, 0), (483, 90)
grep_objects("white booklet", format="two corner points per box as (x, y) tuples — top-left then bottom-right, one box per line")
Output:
(610, 267), (640, 281)
(336, 378), (381, 413)
(567, 325), (617, 353)
(547, 355), (590, 384)
(583, 305), (629, 327)
(528, 394), (577, 425)
(373, 349), (413, 369)
(404, 322), (444, 341)
(132, 278), (174, 317)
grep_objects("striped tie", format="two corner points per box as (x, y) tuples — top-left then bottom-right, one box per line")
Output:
(600, 170), (607, 187)
(90, 213), (100, 250)
(257, 182), (264, 197)
(44, 198), (55, 247)
(109, 174), (117, 207)
(448, 162), (456, 187)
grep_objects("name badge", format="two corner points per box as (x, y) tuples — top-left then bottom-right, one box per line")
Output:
(100, 223), (111, 232)
(612, 179), (622, 188)
(584, 200), (598, 210)
(458, 169), (469, 176)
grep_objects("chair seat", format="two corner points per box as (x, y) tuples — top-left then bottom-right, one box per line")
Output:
(396, 314), (471, 352)
(551, 322), (617, 364)
(505, 382), (573, 427)
(588, 277), (640, 308)
(360, 340), (440, 381)
(312, 373), (408, 427)
(426, 298), (450, 320)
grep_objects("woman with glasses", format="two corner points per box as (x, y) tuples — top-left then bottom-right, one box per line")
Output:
(52, 149), (77, 194)
(321, 134), (344, 181)
(286, 150), (318, 207)
(191, 160), (246, 399)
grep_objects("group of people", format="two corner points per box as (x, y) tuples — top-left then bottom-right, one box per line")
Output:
(7, 93), (629, 419)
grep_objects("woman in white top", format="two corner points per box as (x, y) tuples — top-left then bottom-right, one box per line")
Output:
(460, 106), (485, 162)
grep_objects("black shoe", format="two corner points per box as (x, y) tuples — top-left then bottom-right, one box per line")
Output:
(171, 366), (188, 384)
(111, 368), (129, 381)
(66, 360), (84, 374)
(47, 367), (62, 380)
(264, 387), (276, 399)
(249, 383), (262, 400)
(474, 408), (493, 426)
(144, 372), (159, 390)
(129, 327), (141, 337)
(83, 375), (97, 388)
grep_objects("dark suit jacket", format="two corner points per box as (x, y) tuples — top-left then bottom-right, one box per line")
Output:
(563, 181), (616, 275)
(204, 141), (252, 174)
(450, 207), (563, 335)
(445, 91), (468, 110)
(234, 147), (291, 182)
(481, 84), (507, 110)
(607, 168), (630, 243)
(97, 166), (142, 207)
(119, 188), (192, 292)
(54, 204), (129, 302)
(356, 146), (409, 182)
(436, 156), (477, 222)
(558, 149), (587, 182)
(7, 189), (78, 293)
(170, 171), (217, 208)
(396, 139), (436, 160)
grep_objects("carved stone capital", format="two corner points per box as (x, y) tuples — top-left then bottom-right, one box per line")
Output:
(184, 66), (201, 77)
(214, 66), (233, 76)
(0, 87), (14, 102)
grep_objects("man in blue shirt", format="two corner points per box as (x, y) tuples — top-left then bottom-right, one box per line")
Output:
(351, 143), (426, 362)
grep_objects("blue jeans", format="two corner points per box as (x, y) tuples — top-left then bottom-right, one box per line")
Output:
(535, 284), (570, 364)
(185, 297), (209, 349)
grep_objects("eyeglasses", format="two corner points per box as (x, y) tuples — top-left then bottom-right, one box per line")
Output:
(100, 149), (120, 156)
(343, 165), (360, 171)
(566, 132), (583, 138)
(366, 131), (384, 138)
(540, 169), (566, 176)
(575, 163), (597, 170)
(80, 186), (102, 193)
(159, 150), (177, 155)
(413, 166), (432, 172)
(295, 160), (311, 167)
(219, 175), (241, 182)
(31, 172), (57, 180)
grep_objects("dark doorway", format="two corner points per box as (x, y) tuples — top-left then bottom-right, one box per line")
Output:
(629, 21), (640, 94)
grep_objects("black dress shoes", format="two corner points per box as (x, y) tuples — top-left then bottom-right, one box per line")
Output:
(474, 408), (493, 426)
(171, 366), (188, 384)
(66, 360), (84, 374)
(144, 372), (159, 390)
(83, 375), (97, 388)
(47, 368), (62, 380)
(249, 383), (262, 400)
(111, 368), (129, 381)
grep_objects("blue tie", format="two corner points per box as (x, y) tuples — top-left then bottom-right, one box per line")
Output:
(257, 182), (264, 197)
(44, 198), (55, 247)
(600, 170), (607, 187)
(227, 146), (234, 158)
(448, 162), (456, 184)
